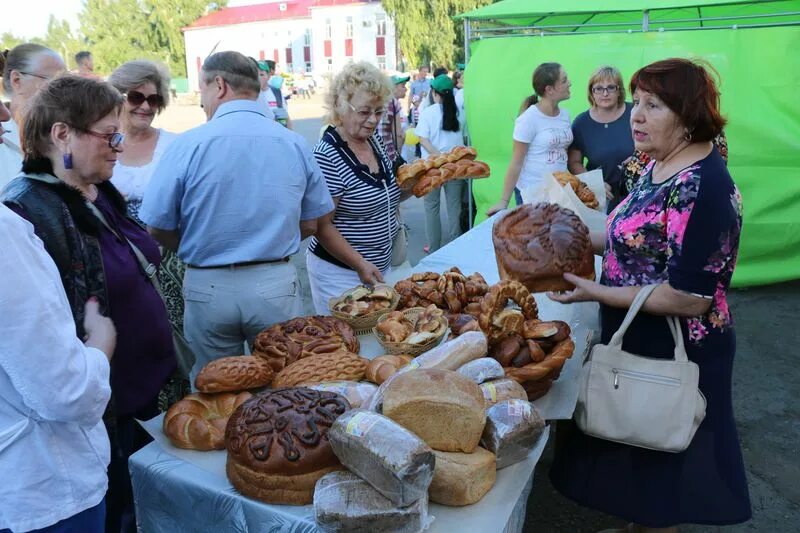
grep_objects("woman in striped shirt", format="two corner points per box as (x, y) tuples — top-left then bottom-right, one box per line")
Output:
(307, 62), (409, 314)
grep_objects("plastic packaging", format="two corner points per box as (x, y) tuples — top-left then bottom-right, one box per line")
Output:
(306, 381), (378, 409)
(398, 331), (487, 372)
(480, 399), (545, 469)
(457, 357), (505, 384)
(314, 471), (432, 532)
(328, 409), (435, 506)
(480, 378), (528, 408)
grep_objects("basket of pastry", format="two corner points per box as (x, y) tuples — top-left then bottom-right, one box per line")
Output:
(372, 304), (449, 356)
(329, 284), (400, 334)
(477, 279), (575, 401)
(393, 267), (489, 316)
(396, 146), (491, 198)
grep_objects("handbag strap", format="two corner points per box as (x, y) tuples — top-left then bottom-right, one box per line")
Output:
(608, 284), (688, 363)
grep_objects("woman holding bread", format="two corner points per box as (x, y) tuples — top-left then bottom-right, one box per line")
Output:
(487, 62), (573, 216)
(307, 62), (408, 314)
(1, 75), (176, 533)
(548, 58), (751, 531)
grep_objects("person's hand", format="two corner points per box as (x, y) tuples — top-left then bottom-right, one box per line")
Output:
(83, 297), (116, 360)
(355, 260), (384, 287)
(604, 182), (613, 201)
(486, 200), (509, 217)
(547, 273), (604, 304)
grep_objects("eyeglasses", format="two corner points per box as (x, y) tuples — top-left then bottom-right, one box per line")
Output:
(347, 102), (384, 121)
(592, 85), (619, 95)
(19, 71), (51, 81)
(126, 91), (164, 109)
(78, 129), (125, 151)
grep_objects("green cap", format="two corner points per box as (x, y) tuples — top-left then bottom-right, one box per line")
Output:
(257, 60), (276, 72)
(430, 74), (454, 92)
(391, 74), (410, 85)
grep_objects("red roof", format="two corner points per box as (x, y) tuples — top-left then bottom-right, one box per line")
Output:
(185, 1), (374, 30)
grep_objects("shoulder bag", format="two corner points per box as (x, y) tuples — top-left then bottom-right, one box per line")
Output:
(574, 284), (707, 453)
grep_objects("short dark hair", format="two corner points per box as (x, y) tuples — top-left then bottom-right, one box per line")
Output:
(630, 58), (726, 142)
(22, 75), (123, 160)
(201, 51), (260, 94)
(265, 59), (276, 72)
(75, 51), (92, 64)
(433, 67), (448, 78)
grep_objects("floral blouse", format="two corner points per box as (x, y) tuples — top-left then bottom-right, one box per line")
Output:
(603, 149), (742, 344)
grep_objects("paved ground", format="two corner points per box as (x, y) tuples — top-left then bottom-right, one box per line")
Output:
(155, 96), (799, 532)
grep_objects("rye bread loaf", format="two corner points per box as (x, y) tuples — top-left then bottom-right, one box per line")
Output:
(328, 409), (435, 506)
(481, 399), (545, 469)
(383, 369), (486, 453)
(457, 357), (505, 384)
(314, 471), (430, 533)
(428, 447), (496, 506)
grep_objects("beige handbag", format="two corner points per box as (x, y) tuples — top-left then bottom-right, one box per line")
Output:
(574, 284), (706, 453)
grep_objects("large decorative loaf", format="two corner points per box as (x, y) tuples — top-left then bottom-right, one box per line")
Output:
(225, 388), (350, 505)
(163, 391), (252, 451)
(481, 399), (545, 469)
(314, 471), (430, 533)
(194, 355), (274, 393)
(272, 350), (368, 388)
(306, 381), (378, 409)
(328, 409), (435, 506)
(428, 447), (497, 506)
(383, 369), (486, 453)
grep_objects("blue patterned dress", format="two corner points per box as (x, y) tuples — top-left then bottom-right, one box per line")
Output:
(550, 148), (752, 527)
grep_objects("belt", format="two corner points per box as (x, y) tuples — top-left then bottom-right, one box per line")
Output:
(187, 258), (290, 269)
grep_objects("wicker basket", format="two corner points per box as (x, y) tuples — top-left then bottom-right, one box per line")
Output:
(372, 307), (449, 357)
(329, 287), (400, 336)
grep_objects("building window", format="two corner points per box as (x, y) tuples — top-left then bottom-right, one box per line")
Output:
(305, 61), (312, 72)
(346, 16), (353, 38)
(325, 18), (332, 39)
(376, 13), (386, 36)
(326, 58), (333, 72)
(377, 56), (386, 70)
(304, 28), (312, 46)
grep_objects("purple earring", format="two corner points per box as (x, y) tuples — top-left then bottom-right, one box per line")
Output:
(63, 153), (73, 170)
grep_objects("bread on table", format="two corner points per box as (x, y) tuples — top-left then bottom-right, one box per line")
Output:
(482, 399), (546, 469)
(428, 447), (497, 506)
(162, 391), (252, 451)
(271, 350), (368, 388)
(456, 357), (506, 384)
(365, 355), (415, 384)
(492, 203), (595, 293)
(194, 355), (274, 393)
(480, 378), (528, 408)
(225, 388), (350, 505)
(306, 381), (378, 409)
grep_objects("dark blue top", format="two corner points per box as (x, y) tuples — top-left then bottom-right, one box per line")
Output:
(570, 103), (634, 199)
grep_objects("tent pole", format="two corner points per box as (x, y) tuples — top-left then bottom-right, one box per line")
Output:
(464, 19), (471, 63)
(643, 10), (650, 32)
(464, 18), (474, 229)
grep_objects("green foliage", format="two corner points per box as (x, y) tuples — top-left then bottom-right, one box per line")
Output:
(41, 16), (87, 70)
(381, 0), (495, 69)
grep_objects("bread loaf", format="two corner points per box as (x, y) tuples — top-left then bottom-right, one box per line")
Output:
(457, 357), (505, 384)
(365, 355), (414, 384)
(480, 378), (528, 408)
(383, 369), (486, 453)
(306, 381), (378, 409)
(428, 447), (496, 506)
(481, 399), (545, 469)
(163, 391), (252, 450)
(194, 355), (274, 393)
(329, 409), (435, 506)
(272, 351), (368, 388)
(399, 331), (487, 373)
(314, 471), (430, 533)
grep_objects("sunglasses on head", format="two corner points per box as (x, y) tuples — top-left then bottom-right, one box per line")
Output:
(126, 90), (163, 108)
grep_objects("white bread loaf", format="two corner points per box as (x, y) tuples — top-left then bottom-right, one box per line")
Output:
(400, 331), (487, 372)
(383, 369), (486, 453)
(314, 470), (430, 532)
(307, 381), (378, 409)
(457, 357), (505, 384)
(428, 447), (496, 506)
(480, 378), (528, 408)
(481, 399), (545, 469)
(328, 409), (434, 506)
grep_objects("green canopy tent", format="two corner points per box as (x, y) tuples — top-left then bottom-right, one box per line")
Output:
(456, 0), (800, 287)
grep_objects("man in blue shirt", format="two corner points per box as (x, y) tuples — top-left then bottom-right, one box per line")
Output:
(139, 51), (333, 383)
(408, 65), (430, 110)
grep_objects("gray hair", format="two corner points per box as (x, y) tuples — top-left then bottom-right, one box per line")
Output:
(324, 61), (392, 126)
(109, 60), (171, 112)
(2, 43), (63, 95)
(201, 51), (259, 95)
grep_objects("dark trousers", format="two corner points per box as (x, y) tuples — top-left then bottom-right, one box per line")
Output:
(1, 500), (105, 533)
(104, 398), (159, 533)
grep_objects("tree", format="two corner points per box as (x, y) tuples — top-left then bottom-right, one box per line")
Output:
(382, 0), (496, 69)
(0, 32), (28, 52)
(41, 16), (86, 69)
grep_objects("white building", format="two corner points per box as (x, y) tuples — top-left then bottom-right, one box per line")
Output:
(183, 0), (397, 91)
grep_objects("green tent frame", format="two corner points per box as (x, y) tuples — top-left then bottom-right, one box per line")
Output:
(456, 0), (800, 287)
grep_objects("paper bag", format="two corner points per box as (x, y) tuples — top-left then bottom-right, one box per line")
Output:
(519, 170), (607, 234)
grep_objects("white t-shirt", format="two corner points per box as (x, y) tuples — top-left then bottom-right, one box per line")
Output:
(264, 89), (289, 121)
(0, 117), (23, 191)
(111, 129), (177, 202)
(513, 104), (573, 191)
(256, 91), (276, 120)
(415, 103), (463, 158)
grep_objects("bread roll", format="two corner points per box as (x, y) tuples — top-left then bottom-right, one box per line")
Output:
(480, 378), (528, 408)
(457, 357), (506, 384)
(428, 447), (496, 506)
(163, 391), (252, 451)
(481, 399), (545, 469)
(314, 471), (430, 533)
(365, 355), (414, 384)
(383, 369), (486, 453)
(329, 409), (435, 506)
(194, 355), (274, 393)
(306, 381), (378, 409)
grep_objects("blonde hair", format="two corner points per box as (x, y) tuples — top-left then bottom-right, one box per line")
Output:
(324, 61), (392, 126)
(587, 65), (625, 107)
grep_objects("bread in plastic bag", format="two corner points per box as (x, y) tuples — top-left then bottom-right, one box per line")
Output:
(457, 357), (505, 384)
(399, 331), (487, 372)
(480, 399), (545, 469)
(306, 381), (378, 408)
(480, 378), (528, 408)
(328, 408), (435, 506)
(314, 470), (432, 533)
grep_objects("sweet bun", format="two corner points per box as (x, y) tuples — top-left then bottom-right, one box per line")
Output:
(163, 391), (252, 450)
